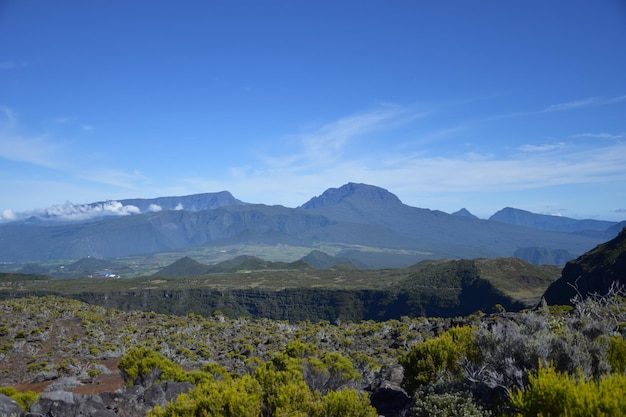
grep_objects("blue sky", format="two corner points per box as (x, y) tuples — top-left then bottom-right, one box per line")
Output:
(1, 1), (625, 221)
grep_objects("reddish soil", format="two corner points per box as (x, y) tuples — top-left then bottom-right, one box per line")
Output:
(15, 358), (125, 395)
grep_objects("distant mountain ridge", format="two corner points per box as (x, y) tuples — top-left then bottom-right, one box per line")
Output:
(0, 183), (622, 267)
(97, 191), (247, 213)
(489, 207), (617, 235)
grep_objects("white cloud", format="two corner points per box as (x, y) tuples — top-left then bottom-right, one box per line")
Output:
(540, 210), (565, 217)
(571, 132), (625, 140)
(262, 105), (421, 172)
(174, 203), (184, 210)
(4, 201), (141, 222)
(148, 203), (162, 212)
(0, 209), (16, 221)
(202, 113), (626, 208)
(544, 98), (598, 112)
(543, 94), (626, 113)
(302, 109), (394, 154)
(517, 142), (566, 152)
(374, 142), (626, 193)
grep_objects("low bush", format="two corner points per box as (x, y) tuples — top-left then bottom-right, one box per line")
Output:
(118, 347), (189, 387)
(0, 386), (40, 411)
(410, 386), (491, 417)
(148, 358), (376, 417)
(400, 325), (476, 393)
(608, 335), (626, 373)
(148, 374), (263, 417)
(510, 364), (626, 417)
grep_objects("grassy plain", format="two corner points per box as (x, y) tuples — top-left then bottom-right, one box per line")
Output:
(0, 243), (432, 277)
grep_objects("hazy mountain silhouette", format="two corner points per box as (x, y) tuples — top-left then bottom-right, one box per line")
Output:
(111, 191), (246, 213)
(0, 183), (621, 267)
(489, 207), (616, 234)
(300, 250), (366, 269)
(155, 256), (212, 277)
(451, 208), (478, 219)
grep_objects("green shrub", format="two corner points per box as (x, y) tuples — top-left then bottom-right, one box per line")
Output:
(410, 386), (490, 417)
(400, 326), (477, 393)
(317, 389), (378, 417)
(87, 368), (100, 378)
(303, 351), (361, 392)
(118, 347), (188, 387)
(284, 340), (318, 358)
(148, 374), (263, 417)
(510, 364), (626, 416)
(608, 336), (626, 374)
(255, 356), (314, 415)
(0, 386), (40, 411)
(148, 360), (376, 417)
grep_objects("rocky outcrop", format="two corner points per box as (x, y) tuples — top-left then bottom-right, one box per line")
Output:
(28, 381), (193, 417)
(368, 365), (411, 417)
(0, 393), (23, 416)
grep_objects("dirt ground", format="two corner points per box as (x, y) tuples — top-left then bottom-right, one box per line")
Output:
(14, 357), (125, 395)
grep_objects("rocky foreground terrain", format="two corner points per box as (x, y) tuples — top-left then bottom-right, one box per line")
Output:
(0, 228), (624, 416)
(0, 285), (625, 416)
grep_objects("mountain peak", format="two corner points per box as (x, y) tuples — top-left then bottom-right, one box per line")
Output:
(299, 183), (402, 209)
(451, 208), (478, 219)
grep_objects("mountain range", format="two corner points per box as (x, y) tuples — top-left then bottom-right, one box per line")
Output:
(0, 183), (622, 267)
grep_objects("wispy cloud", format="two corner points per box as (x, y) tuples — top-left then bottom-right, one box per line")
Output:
(81, 169), (151, 189)
(0, 107), (68, 168)
(543, 94), (626, 113)
(0, 133), (66, 168)
(214, 141), (626, 207)
(0, 106), (17, 130)
(544, 97), (598, 112)
(261, 105), (421, 171)
(203, 106), (626, 207)
(606, 94), (626, 105)
(474, 93), (626, 124)
(571, 132), (625, 140)
(517, 142), (566, 152)
(301, 108), (395, 157)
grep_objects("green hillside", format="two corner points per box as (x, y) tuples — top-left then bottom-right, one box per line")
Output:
(0, 256), (560, 321)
